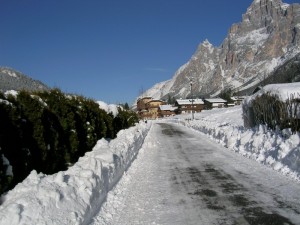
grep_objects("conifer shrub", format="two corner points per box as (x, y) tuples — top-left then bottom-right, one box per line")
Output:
(0, 88), (137, 195)
(243, 92), (300, 133)
(113, 107), (139, 134)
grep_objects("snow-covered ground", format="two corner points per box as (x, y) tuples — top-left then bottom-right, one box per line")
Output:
(173, 82), (300, 182)
(90, 122), (300, 224)
(0, 83), (299, 224)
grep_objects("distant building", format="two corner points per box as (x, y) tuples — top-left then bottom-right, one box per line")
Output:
(136, 97), (153, 119)
(146, 100), (166, 119)
(136, 97), (166, 119)
(175, 99), (205, 114)
(137, 97), (152, 111)
(138, 109), (152, 120)
(158, 105), (177, 117)
(204, 98), (227, 109)
(230, 96), (246, 105)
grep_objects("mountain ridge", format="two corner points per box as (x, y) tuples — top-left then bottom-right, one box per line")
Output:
(139, 0), (300, 101)
(0, 67), (50, 93)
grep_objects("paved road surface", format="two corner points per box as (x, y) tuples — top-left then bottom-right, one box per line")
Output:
(91, 122), (300, 225)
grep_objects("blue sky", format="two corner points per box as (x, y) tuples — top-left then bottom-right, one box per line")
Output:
(0, 0), (296, 104)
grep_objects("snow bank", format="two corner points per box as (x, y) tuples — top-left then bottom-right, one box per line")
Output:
(244, 82), (300, 104)
(0, 121), (151, 225)
(171, 106), (300, 181)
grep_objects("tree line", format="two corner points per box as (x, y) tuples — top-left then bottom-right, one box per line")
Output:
(0, 89), (138, 195)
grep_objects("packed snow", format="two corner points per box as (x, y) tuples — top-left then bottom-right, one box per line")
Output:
(0, 83), (299, 224)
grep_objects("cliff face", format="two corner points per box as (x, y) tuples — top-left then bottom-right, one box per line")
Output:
(141, 0), (300, 100)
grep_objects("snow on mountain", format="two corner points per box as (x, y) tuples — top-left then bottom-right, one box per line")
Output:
(3, 69), (17, 78)
(139, 80), (170, 100)
(0, 67), (50, 93)
(140, 0), (300, 100)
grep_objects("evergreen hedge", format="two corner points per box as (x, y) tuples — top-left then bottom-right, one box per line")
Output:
(0, 89), (138, 195)
(243, 92), (300, 133)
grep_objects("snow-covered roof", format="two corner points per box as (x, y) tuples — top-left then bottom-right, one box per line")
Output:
(204, 98), (227, 103)
(146, 99), (165, 104)
(137, 96), (152, 101)
(176, 99), (204, 105)
(151, 99), (165, 102)
(159, 105), (177, 111)
(231, 96), (246, 101)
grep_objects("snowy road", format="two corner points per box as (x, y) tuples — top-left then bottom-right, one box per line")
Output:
(91, 122), (300, 225)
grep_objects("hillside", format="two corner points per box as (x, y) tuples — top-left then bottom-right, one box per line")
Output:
(0, 67), (50, 92)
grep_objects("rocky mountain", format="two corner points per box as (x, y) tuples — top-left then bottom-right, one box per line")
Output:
(239, 52), (300, 95)
(140, 0), (300, 100)
(0, 67), (50, 93)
